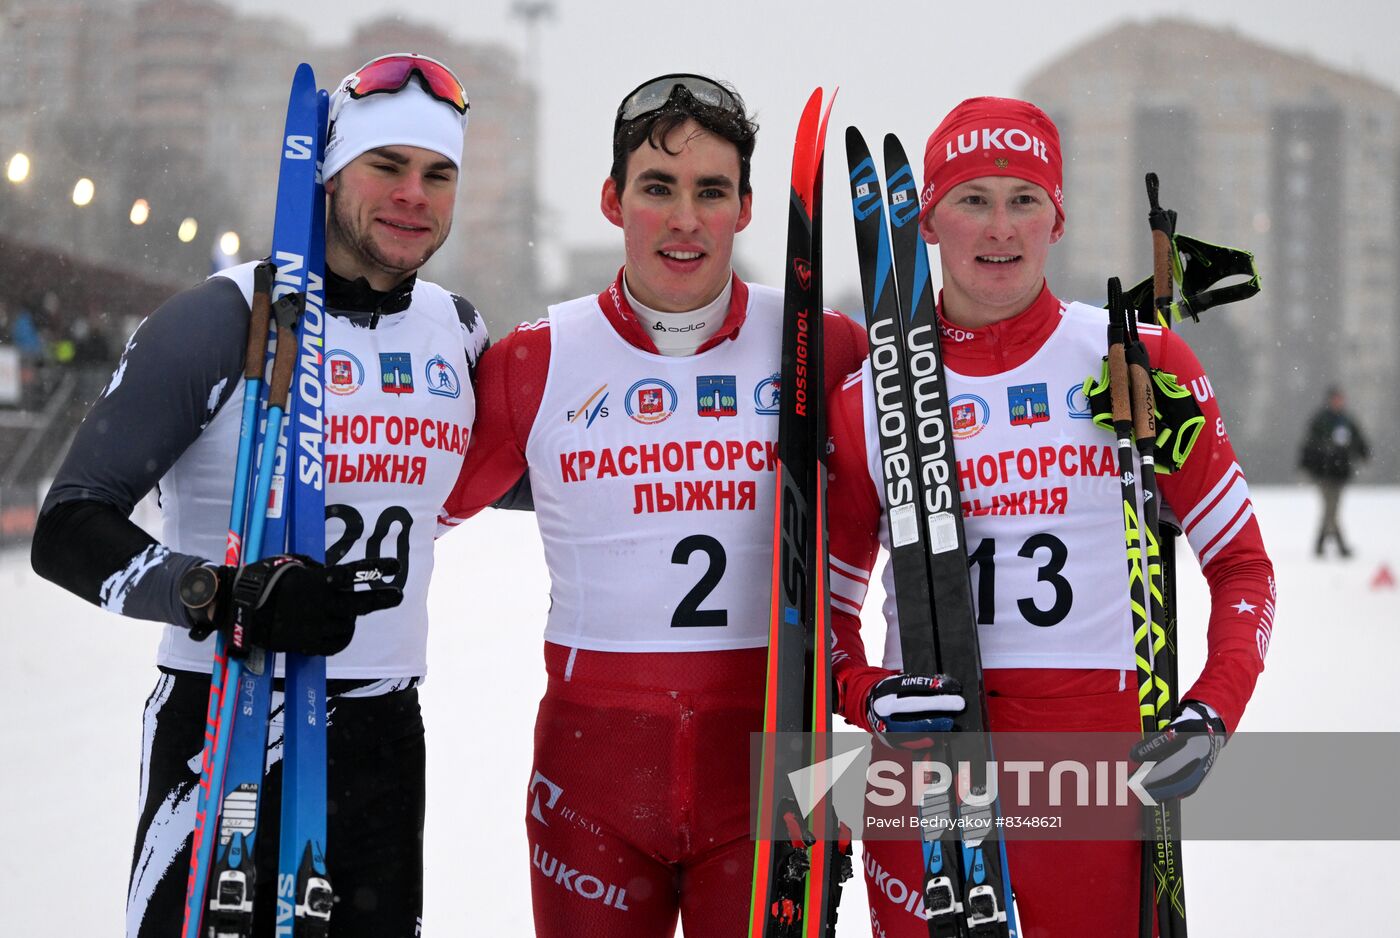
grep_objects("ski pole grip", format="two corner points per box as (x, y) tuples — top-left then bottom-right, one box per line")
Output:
(1107, 279), (1132, 426)
(1145, 174), (1174, 316)
(1108, 347), (1131, 426)
(266, 293), (304, 410)
(1151, 231), (1172, 305)
(246, 262), (276, 381)
(1128, 347), (1157, 445)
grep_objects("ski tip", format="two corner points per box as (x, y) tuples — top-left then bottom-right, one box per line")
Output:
(817, 88), (838, 138)
(791, 89), (824, 191)
(288, 62), (319, 113)
(882, 132), (911, 167)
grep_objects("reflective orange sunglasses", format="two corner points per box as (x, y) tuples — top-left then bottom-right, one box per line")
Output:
(346, 53), (468, 114)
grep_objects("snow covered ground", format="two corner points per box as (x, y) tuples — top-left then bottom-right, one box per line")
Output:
(2, 485), (1396, 934)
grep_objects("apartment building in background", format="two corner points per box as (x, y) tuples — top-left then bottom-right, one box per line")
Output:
(1023, 18), (1400, 480)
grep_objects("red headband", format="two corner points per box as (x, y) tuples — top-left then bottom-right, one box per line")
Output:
(919, 96), (1064, 223)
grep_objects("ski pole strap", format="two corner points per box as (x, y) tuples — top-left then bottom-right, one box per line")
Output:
(1174, 232), (1262, 315)
(1085, 361), (1204, 472)
(1145, 174), (1172, 233)
(1121, 233), (1261, 326)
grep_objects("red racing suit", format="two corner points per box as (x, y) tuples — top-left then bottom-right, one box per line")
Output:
(443, 271), (867, 937)
(825, 284), (1275, 938)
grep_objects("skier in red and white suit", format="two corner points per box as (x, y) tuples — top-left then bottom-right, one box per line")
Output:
(824, 98), (1276, 937)
(441, 75), (866, 937)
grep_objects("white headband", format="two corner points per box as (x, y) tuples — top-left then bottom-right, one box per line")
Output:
(323, 72), (468, 182)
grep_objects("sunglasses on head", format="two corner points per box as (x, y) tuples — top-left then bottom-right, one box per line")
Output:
(344, 53), (469, 115)
(613, 73), (741, 134)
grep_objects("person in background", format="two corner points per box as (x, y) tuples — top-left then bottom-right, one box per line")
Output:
(1299, 385), (1370, 558)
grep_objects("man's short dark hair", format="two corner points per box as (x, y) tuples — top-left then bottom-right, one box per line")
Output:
(609, 83), (758, 197)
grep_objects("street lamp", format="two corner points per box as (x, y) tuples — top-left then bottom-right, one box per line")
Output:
(511, 1), (556, 77)
(6, 152), (30, 184)
(72, 177), (95, 207)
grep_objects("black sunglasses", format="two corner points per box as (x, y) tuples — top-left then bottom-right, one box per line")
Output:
(613, 73), (742, 134)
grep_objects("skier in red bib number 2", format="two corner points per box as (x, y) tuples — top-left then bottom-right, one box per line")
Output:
(824, 97), (1276, 937)
(441, 75), (866, 936)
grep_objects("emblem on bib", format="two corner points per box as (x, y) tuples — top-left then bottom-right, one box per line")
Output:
(425, 355), (461, 399)
(325, 349), (364, 396)
(1065, 383), (1092, 419)
(950, 393), (991, 440)
(753, 373), (781, 415)
(1007, 383), (1050, 426)
(380, 353), (414, 395)
(696, 375), (737, 419)
(625, 378), (678, 425)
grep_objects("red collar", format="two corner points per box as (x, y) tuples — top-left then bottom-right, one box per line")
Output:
(936, 282), (1064, 376)
(596, 269), (750, 355)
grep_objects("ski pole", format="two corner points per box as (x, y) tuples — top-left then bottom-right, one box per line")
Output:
(182, 259), (277, 938)
(1106, 277), (1165, 938)
(1142, 172), (1188, 938)
(182, 275), (301, 938)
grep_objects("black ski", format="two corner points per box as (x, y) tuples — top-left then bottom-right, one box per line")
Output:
(750, 86), (849, 938)
(845, 127), (1016, 937)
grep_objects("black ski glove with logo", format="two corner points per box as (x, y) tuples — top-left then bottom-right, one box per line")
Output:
(865, 672), (967, 750)
(182, 554), (401, 657)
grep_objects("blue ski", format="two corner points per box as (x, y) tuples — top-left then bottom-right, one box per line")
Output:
(276, 83), (332, 938)
(183, 62), (325, 938)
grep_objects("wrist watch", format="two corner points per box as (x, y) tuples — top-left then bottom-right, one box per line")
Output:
(179, 563), (222, 635)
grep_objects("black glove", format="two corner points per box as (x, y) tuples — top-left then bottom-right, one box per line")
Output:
(1129, 699), (1227, 801)
(865, 672), (966, 749)
(183, 555), (402, 657)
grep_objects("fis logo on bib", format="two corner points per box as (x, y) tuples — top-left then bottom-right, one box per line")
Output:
(625, 378), (678, 425)
(380, 353), (414, 394)
(753, 373), (781, 415)
(696, 375), (737, 419)
(1007, 383), (1050, 426)
(424, 355), (461, 399)
(567, 384), (610, 428)
(325, 349), (364, 396)
(950, 394), (990, 440)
